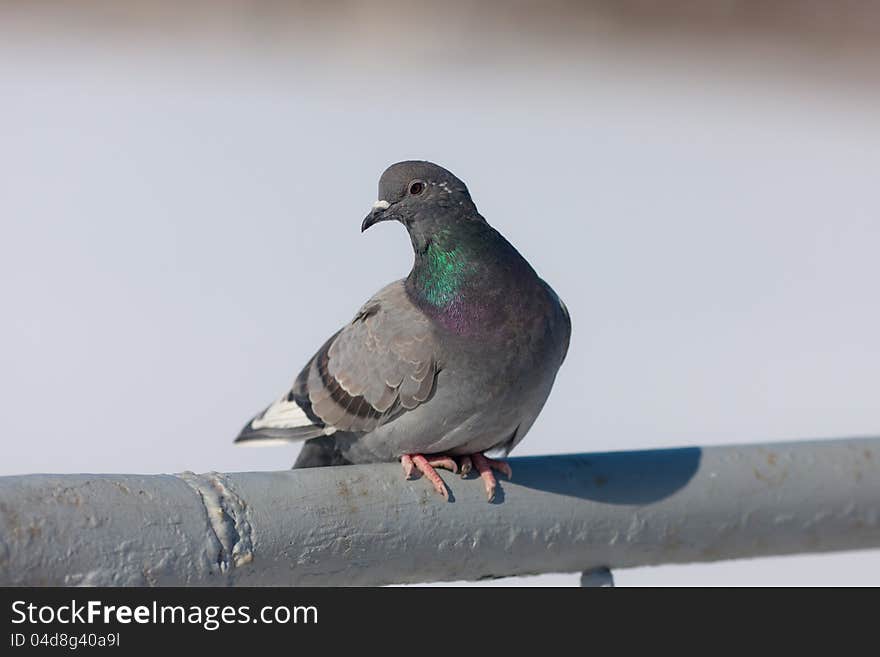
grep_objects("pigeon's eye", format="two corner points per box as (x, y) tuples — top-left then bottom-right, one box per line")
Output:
(408, 181), (425, 196)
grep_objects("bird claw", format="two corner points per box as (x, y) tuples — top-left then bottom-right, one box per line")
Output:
(471, 453), (511, 502)
(400, 454), (416, 479)
(491, 458), (513, 481)
(401, 452), (511, 502)
(400, 454), (449, 500)
(426, 456), (458, 474)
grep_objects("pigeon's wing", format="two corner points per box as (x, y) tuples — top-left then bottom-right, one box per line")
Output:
(235, 281), (438, 444)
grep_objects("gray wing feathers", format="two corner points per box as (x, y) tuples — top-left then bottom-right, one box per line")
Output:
(321, 282), (437, 428)
(237, 281), (439, 443)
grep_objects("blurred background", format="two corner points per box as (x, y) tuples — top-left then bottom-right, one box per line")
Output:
(3, 1), (880, 586)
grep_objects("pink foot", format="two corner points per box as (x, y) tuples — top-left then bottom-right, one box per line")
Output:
(425, 455), (458, 473)
(401, 452), (511, 502)
(471, 453), (512, 502)
(400, 454), (449, 499)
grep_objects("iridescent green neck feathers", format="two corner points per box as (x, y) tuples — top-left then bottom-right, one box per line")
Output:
(411, 241), (473, 307)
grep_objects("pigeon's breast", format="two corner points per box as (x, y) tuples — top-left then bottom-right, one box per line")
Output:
(352, 280), (569, 460)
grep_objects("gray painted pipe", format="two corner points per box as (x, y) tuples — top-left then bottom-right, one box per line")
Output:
(1, 437), (878, 586)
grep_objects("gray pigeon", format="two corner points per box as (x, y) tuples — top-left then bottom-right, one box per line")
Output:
(236, 161), (570, 501)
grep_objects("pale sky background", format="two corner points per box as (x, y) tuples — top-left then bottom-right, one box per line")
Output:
(2, 4), (879, 585)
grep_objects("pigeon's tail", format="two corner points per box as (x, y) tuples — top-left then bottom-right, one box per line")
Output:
(235, 394), (358, 468)
(234, 395), (330, 445)
(292, 436), (354, 468)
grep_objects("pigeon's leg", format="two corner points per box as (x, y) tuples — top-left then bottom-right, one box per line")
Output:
(470, 453), (512, 502)
(400, 454), (449, 499)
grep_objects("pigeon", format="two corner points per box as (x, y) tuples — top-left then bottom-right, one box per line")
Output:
(236, 161), (571, 501)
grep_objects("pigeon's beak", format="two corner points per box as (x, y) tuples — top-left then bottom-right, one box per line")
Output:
(361, 200), (392, 232)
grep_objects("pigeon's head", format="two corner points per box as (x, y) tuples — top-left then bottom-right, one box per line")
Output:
(362, 161), (480, 234)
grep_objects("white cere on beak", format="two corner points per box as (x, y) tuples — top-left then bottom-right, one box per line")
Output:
(372, 200), (390, 210)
